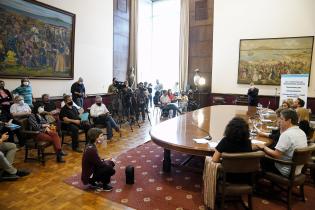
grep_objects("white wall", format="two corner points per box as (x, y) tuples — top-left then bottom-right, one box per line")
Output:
(2, 0), (113, 97)
(212, 0), (315, 97)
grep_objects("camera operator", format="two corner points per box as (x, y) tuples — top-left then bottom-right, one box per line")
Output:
(121, 81), (134, 120)
(108, 78), (118, 94)
(134, 82), (148, 122)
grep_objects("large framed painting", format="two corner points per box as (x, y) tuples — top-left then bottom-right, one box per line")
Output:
(237, 36), (314, 85)
(0, 0), (75, 79)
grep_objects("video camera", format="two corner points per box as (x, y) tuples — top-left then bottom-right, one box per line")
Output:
(114, 81), (126, 90)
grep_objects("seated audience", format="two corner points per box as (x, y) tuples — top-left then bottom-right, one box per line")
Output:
(178, 91), (189, 112)
(275, 100), (290, 113)
(212, 117), (252, 162)
(59, 95), (90, 153)
(293, 98), (310, 122)
(12, 78), (34, 107)
(256, 108), (284, 149)
(167, 89), (176, 102)
(0, 80), (13, 117)
(0, 133), (30, 180)
(10, 95), (32, 120)
(90, 96), (120, 140)
(160, 90), (181, 118)
(61, 95), (84, 114)
(36, 94), (60, 124)
(10, 95), (32, 147)
(256, 109), (307, 177)
(81, 128), (115, 191)
(212, 117), (253, 183)
(299, 120), (314, 140)
(0, 109), (22, 145)
(28, 108), (65, 163)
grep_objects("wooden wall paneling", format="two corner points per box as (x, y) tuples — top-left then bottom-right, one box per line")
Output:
(113, 0), (130, 82)
(188, 0), (214, 92)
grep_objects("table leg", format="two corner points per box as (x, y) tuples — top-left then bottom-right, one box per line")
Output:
(163, 149), (171, 173)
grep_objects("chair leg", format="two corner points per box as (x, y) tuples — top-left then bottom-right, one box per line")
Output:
(61, 133), (65, 145)
(248, 194), (253, 210)
(220, 193), (225, 210)
(40, 148), (45, 166)
(287, 187), (292, 210)
(37, 148), (41, 162)
(300, 185), (305, 202)
(24, 147), (28, 162)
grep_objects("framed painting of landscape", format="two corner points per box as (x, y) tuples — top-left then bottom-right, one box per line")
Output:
(0, 0), (75, 79)
(237, 36), (314, 85)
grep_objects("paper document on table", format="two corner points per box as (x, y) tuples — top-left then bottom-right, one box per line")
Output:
(208, 142), (218, 148)
(251, 139), (267, 145)
(193, 138), (209, 144)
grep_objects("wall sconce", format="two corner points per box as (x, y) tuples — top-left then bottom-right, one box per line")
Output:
(193, 68), (205, 91)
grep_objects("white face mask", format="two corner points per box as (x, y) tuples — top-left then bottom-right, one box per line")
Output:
(19, 100), (24, 105)
(23, 82), (29, 86)
(38, 107), (45, 114)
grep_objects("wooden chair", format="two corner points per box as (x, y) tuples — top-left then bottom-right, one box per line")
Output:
(19, 118), (53, 165)
(217, 151), (264, 210)
(262, 144), (315, 210)
(60, 121), (87, 146)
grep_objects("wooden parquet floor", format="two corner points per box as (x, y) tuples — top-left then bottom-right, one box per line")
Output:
(0, 115), (157, 210)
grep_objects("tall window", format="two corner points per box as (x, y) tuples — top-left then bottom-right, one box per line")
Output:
(138, 0), (180, 89)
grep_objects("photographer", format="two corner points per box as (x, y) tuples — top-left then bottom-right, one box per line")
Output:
(122, 81), (134, 119)
(134, 82), (148, 122)
(108, 78), (118, 94)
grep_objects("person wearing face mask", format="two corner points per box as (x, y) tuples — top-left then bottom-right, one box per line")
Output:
(0, 80), (13, 117)
(81, 128), (115, 191)
(10, 96), (32, 120)
(71, 77), (86, 107)
(90, 96), (120, 140)
(12, 78), (35, 107)
(59, 95), (90, 153)
(9, 96), (31, 147)
(28, 107), (65, 163)
(247, 82), (259, 106)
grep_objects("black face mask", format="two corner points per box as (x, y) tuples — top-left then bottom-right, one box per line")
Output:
(96, 102), (102, 106)
(67, 101), (73, 106)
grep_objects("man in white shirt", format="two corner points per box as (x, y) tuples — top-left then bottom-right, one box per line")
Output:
(10, 95), (31, 120)
(159, 90), (181, 118)
(257, 109), (307, 177)
(90, 95), (119, 140)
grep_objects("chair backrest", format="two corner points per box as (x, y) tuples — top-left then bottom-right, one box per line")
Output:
(292, 144), (315, 165)
(221, 151), (264, 173)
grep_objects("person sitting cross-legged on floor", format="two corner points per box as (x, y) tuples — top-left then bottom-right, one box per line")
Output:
(59, 95), (91, 153)
(28, 108), (66, 163)
(160, 90), (181, 118)
(0, 133), (30, 180)
(90, 95), (120, 140)
(81, 128), (115, 191)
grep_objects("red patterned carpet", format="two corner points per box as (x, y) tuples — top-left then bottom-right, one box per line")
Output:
(64, 141), (315, 210)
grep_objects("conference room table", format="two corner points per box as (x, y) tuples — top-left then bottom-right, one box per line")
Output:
(150, 105), (273, 172)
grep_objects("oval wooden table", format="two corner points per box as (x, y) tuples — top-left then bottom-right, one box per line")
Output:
(150, 105), (272, 172)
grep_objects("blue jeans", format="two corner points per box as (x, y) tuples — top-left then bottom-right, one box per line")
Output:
(94, 115), (119, 139)
(75, 97), (84, 107)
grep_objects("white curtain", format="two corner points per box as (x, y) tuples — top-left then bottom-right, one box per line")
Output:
(129, 0), (138, 89)
(179, 0), (189, 91)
